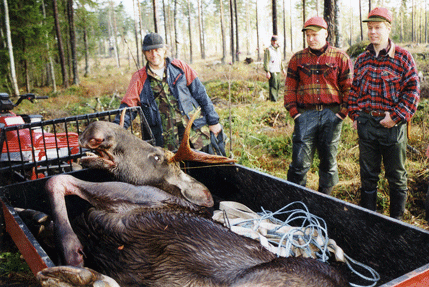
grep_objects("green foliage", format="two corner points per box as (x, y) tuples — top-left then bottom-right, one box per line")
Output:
(0, 252), (31, 275)
(346, 41), (371, 58)
(205, 79), (266, 103)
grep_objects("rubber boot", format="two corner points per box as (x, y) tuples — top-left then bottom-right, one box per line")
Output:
(319, 186), (333, 195)
(390, 190), (407, 220)
(360, 189), (377, 211)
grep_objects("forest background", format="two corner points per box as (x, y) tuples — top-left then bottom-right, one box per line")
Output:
(1, 0), (429, 284)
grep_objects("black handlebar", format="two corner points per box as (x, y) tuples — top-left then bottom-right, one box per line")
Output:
(15, 93), (49, 106)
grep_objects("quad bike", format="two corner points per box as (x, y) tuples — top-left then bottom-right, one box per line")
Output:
(0, 93), (153, 186)
(0, 93), (80, 183)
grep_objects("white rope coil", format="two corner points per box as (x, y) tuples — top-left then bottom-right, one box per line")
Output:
(212, 201), (380, 287)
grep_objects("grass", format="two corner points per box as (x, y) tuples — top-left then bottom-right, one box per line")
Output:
(14, 52), (429, 230)
(5, 47), (429, 284)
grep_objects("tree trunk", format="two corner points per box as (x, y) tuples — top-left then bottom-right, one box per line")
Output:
(53, 0), (69, 88)
(41, 0), (56, 92)
(153, 0), (159, 33)
(133, 0), (141, 68)
(174, 0), (179, 58)
(283, 0), (286, 59)
(425, 0), (428, 43)
(272, 0), (278, 36)
(359, 0), (363, 41)
(246, 0), (250, 55)
(234, 0), (239, 62)
(411, 0), (415, 43)
(187, 0), (193, 63)
(229, 0), (235, 63)
(137, 0), (145, 66)
(324, 0), (336, 45)
(256, 0), (261, 61)
(290, 0), (293, 51)
(68, 0), (79, 85)
(220, 0), (227, 63)
(3, 0), (19, 95)
(197, 0), (205, 59)
(162, 0), (168, 45)
(108, 2), (119, 68)
(83, 26), (90, 77)
(302, 0), (306, 49)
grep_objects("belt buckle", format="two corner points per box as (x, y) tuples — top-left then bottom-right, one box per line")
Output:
(316, 104), (323, 111)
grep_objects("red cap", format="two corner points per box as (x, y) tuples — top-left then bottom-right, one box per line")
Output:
(363, 7), (393, 23)
(302, 16), (328, 32)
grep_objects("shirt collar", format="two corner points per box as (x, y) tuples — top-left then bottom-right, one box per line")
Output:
(366, 39), (395, 58)
(309, 42), (329, 56)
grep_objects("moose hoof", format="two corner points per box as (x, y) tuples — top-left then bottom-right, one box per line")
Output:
(37, 266), (120, 287)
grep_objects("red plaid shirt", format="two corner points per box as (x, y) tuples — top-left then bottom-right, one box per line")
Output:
(348, 40), (420, 123)
(284, 44), (353, 118)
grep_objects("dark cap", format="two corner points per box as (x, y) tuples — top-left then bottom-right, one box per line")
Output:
(271, 35), (279, 41)
(143, 32), (165, 51)
(363, 7), (393, 23)
(302, 16), (328, 32)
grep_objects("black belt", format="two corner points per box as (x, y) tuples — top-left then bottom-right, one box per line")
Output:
(299, 104), (338, 111)
(363, 110), (386, 117)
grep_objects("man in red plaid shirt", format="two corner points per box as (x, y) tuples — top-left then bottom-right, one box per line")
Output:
(348, 7), (420, 219)
(284, 16), (353, 195)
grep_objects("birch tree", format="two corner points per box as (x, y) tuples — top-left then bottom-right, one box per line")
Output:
(3, 0), (19, 95)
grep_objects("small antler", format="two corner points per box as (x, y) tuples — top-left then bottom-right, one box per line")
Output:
(169, 109), (236, 164)
(119, 108), (126, 128)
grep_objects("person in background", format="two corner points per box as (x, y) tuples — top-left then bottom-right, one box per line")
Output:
(348, 7), (420, 220)
(115, 32), (225, 155)
(284, 16), (353, 195)
(263, 35), (286, 102)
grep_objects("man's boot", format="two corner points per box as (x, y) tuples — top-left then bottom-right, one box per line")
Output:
(360, 189), (377, 211)
(390, 190), (407, 220)
(319, 186), (333, 195)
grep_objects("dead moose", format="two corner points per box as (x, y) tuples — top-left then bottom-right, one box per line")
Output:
(38, 112), (347, 286)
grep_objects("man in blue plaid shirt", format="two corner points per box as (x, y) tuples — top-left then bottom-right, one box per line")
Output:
(348, 7), (420, 219)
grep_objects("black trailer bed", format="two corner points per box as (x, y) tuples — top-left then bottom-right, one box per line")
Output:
(1, 163), (429, 286)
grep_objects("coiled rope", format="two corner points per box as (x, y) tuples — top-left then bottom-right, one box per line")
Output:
(212, 201), (380, 287)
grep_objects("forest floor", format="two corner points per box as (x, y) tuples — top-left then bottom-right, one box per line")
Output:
(1, 42), (429, 286)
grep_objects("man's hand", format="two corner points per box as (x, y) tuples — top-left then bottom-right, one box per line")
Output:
(266, 72), (271, 79)
(209, 123), (222, 136)
(380, 112), (396, 128)
(353, 120), (357, 130)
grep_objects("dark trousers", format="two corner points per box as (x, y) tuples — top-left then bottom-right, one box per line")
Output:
(287, 108), (343, 189)
(357, 112), (408, 218)
(268, 72), (280, 102)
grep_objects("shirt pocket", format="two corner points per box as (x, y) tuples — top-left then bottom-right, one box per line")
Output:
(322, 63), (338, 82)
(381, 71), (401, 103)
(355, 69), (369, 97)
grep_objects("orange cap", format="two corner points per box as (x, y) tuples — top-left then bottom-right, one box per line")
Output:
(363, 7), (393, 23)
(302, 16), (328, 32)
